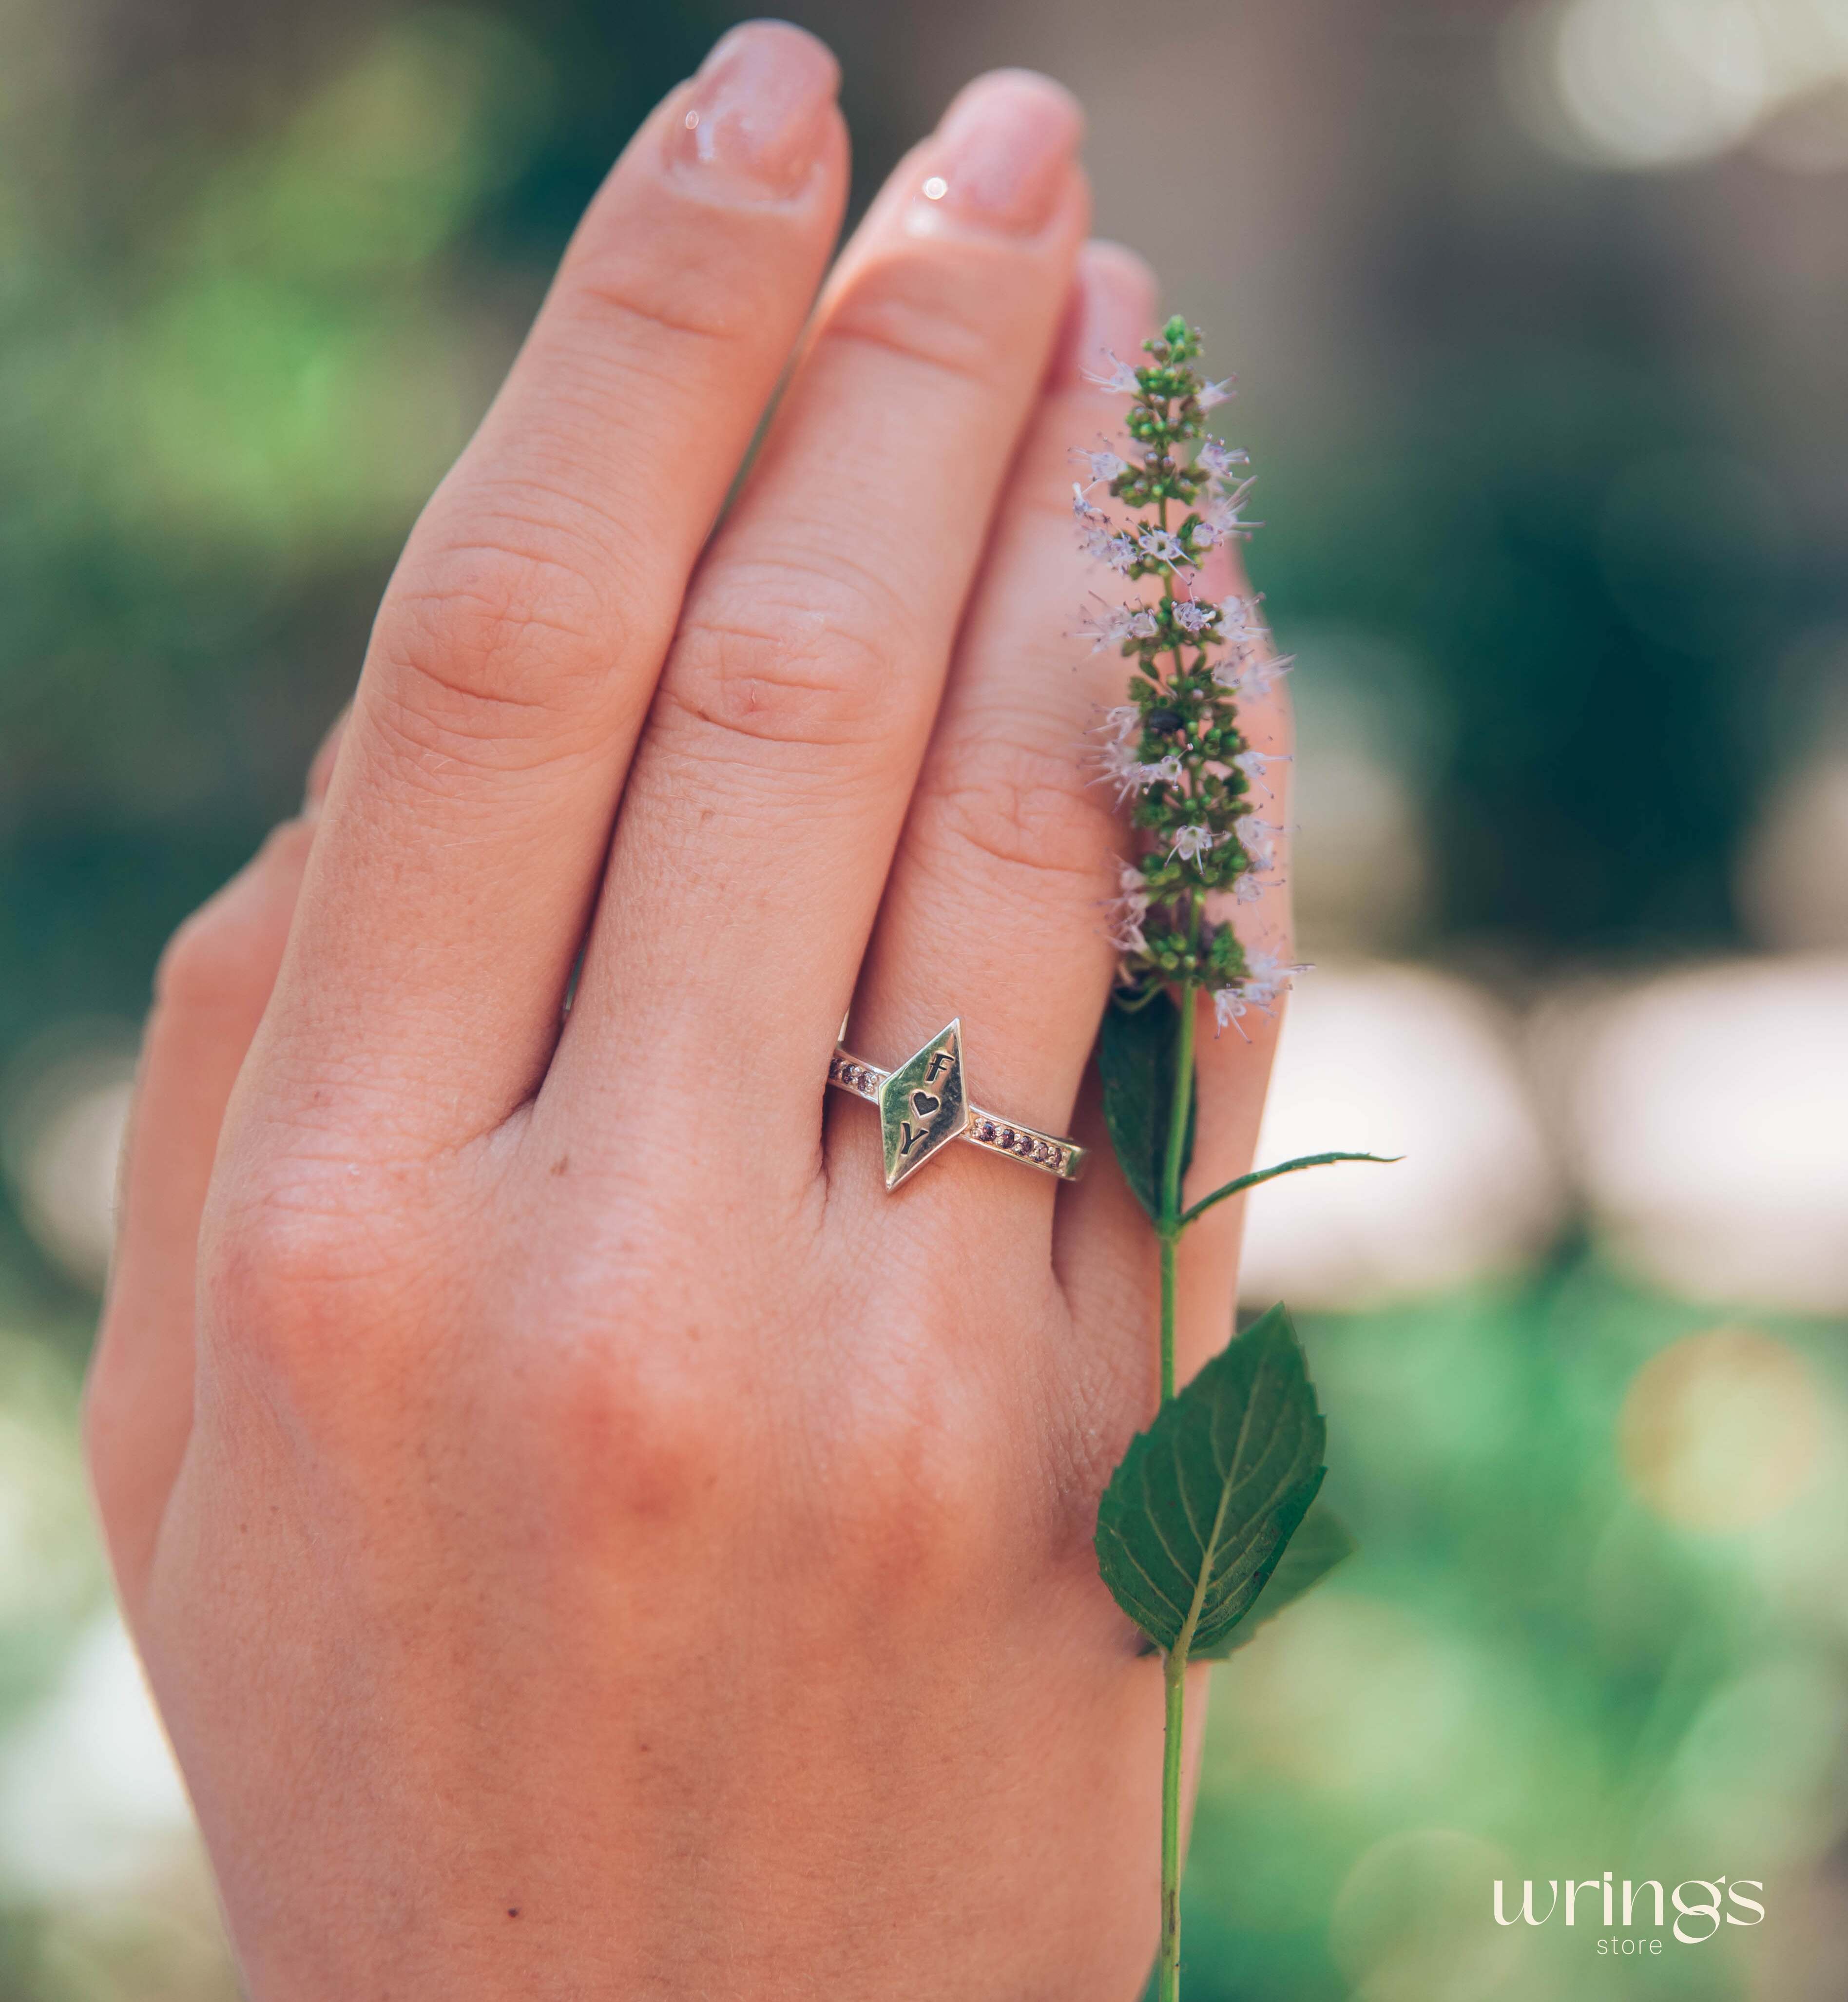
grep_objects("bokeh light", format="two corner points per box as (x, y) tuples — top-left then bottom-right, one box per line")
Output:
(1239, 965), (1562, 1309)
(0, 1029), (137, 1291)
(1328, 1828), (1521, 2002)
(1619, 1325), (1822, 1528)
(1567, 957), (1848, 1310)
(0, 1616), (198, 1903)
(1737, 755), (1848, 950)
(1507, 0), (1848, 170)
(1653, 1651), (1848, 1867)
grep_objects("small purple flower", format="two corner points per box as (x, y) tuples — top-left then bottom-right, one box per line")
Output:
(1096, 738), (1140, 797)
(1233, 814), (1282, 873)
(1097, 743), (1183, 803)
(1214, 652), (1294, 699)
(1212, 986), (1251, 1037)
(1072, 445), (1129, 488)
(1232, 749), (1290, 794)
(1215, 596), (1265, 643)
(1076, 602), (1136, 652)
(1077, 603), (1159, 651)
(1082, 352), (1143, 396)
(1207, 482), (1259, 536)
(1095, 703), (1141, 742)
(1103, 861), (1152, 953)
(1082, 526), (1139, 573)
(1136, 527), (1188, 568)
(1197, 439), (1249, 479)
(1239, 949), (1311, 1010)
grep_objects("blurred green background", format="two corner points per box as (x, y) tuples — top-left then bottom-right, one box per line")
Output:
(3, 0), (1848, 1997)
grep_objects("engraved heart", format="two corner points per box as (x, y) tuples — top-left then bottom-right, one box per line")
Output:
(910, 1090), (941, 1117)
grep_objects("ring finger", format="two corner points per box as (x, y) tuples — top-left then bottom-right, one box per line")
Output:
(854, 250), (1295, 1250)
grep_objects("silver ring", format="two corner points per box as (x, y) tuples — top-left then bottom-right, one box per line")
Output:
(828, 1019), (1086, 1191)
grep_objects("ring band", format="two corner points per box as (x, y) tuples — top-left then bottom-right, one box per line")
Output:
(828, 1018), (1086, 1191)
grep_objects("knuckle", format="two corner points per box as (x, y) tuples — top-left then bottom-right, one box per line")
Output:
(818, 1361), (1011, 1616)
(821, 260), (1007, 389)
(545, 1349), (744, 1537)
(154, 904), (248, 1017)
(832, 1444), (1004, 1618)
(198, 1164), (425, 1384)
(374, 516), (635, 759)
(80, 1345), (134, 1494)
(561, 245), (756, 354)
(559, 187), (817, 358)
(153, 822), (313, 1016)
(921, 736), (1118, 895)
(663, 567), (903, 757)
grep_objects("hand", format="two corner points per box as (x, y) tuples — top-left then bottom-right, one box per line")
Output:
(85, 24), (1291, 1998)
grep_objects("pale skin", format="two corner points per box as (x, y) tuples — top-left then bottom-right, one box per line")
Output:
(84, 22), (1292, 1999)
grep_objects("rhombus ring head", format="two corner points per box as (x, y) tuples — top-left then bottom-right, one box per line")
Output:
(877, 1021), (969, 1189)
(826, 1020), (1086, 1190)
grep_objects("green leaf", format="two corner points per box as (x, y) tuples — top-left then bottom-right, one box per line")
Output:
(1179, 1152), (1398, 1229)
(1098, 989), (1196, 1223)
(1191, 1504), (1355, 1659)
(1094, 1304), (1326, 1659)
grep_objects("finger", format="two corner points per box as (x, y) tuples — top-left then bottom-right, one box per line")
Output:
(247, 25), (850, 1154)
(303, 702), (349, 810)
(842, 241), (1156, 1212)
(85, 816), (316, 1611)
(543, 72), (1088, 1158)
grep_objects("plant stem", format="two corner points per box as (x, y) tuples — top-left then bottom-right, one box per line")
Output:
(1155, 965), (1198, 1994)
(1158, 1645), (1187, 2002)
(1157, 1230), (1179, 1409)
(1155, 970), (1195, 1405)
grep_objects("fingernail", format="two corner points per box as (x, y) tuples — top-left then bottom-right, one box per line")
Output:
(673, 21), (839, 198)
(916, 72), (1082, 235)
(1049, 241), (1156, 391)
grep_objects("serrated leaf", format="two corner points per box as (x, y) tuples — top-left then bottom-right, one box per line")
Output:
(1190, 1503), (1354, 1659)
(1094, 1304), (1326, 1659)
(1098, 990), (1196, 1222)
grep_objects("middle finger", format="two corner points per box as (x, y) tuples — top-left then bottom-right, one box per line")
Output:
(546, 72), (1088, 1165)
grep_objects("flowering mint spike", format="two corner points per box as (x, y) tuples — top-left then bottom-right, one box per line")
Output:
(1065, 319), (1304, 1026)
